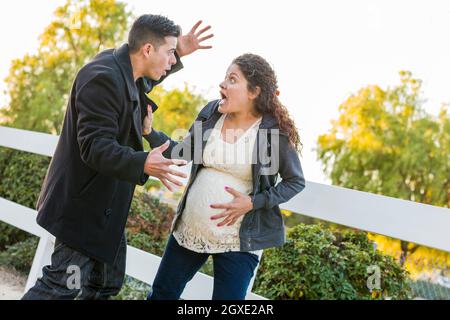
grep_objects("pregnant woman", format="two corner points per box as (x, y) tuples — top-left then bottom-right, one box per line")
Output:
(143, 53), (306, 300)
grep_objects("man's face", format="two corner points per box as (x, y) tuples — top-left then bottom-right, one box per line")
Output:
(144, 36), (178, 81)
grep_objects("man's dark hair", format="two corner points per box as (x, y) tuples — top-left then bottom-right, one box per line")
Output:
(128, 14), (181, 53)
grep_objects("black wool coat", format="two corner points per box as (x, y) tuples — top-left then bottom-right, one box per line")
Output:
(36, 44), (183, 263)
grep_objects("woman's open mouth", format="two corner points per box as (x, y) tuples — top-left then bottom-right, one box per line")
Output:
(219, 91), (228, 105)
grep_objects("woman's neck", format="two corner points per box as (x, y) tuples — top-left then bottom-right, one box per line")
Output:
(226, 109), (261, 127)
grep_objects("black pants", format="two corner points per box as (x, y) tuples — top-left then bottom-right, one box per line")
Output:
(22, 234), (127, 300)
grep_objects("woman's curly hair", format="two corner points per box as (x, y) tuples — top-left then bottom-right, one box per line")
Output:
(232, 53), (302, 152)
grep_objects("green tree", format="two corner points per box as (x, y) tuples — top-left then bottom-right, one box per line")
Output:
(1, 0), (131, 134)
(149, 84), (206, 137)
(316, 71), (450, 275)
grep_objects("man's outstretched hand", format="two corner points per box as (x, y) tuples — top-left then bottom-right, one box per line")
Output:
(176, 20), (214, 58)
(144, 140), (187, 191)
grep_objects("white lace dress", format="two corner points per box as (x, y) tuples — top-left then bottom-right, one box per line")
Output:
(173, 113), (263, 256)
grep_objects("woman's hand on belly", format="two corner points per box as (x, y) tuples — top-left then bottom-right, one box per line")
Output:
(210, 186), (254, 227)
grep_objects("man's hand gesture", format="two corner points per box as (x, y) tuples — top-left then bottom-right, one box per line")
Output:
(144, 141), (187, 191)
(176, 20), (214, 58)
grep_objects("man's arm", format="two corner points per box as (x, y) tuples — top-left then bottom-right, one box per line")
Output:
(76, 72), (149, 185)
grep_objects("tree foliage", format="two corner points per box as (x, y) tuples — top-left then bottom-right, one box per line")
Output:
(317, 71), (450, 276)
(1, 0), (131, 134)
(148, 84), (206, 139)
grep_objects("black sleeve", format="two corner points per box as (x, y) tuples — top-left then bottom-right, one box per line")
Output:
(76, 72), (149, 185)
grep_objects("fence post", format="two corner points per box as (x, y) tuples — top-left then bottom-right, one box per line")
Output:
(24, 233), (55, 293)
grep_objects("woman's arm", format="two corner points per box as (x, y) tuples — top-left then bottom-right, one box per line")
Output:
(144, 129), (182, 159)
(210, 133), (306, 227)
(251, 134), (306, 210)
(143, 112), (202, 163)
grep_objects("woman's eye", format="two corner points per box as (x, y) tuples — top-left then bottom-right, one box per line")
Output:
(230, 78), (236, 83)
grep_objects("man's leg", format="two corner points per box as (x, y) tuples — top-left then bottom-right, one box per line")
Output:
(77, 233), (127, 300)
(147, 234), (209, 300)
(22, 239), (95, 300)
(212, 252), (260, 300)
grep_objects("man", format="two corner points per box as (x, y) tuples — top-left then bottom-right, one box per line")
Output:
(22, 14), (213, 300)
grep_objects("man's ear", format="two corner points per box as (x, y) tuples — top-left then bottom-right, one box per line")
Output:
(142, 43), (155, 58)
(249, 86), (261, 100)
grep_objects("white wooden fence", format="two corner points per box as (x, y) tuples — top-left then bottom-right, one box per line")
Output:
(0, 125), (449, 300)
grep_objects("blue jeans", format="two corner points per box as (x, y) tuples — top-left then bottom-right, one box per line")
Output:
(147, 234), (260, 300)
(22, 234), (127, 300)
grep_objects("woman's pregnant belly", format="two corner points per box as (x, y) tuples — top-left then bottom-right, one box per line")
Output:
(180, 167), (253, 237)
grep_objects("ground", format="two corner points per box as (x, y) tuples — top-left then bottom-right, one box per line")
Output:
(0, 266), (26, 300)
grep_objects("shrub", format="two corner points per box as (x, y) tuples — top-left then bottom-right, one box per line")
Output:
(0, 237), (39, 273)
(113, 276), (151, 300)
(0, 148), (50, 208)
(0, 147), (49, 250)
(253, 223), (412, 300)
(0, 223), (30, 252)
(0, 147), (13, 174)
(126, 190), (175, 256)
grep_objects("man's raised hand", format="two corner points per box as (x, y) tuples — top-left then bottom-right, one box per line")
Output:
(176, 20), (214, 58)
(144, 140), (187, 191)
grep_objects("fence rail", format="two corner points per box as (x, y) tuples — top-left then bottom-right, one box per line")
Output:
(0, 125), (449, 299)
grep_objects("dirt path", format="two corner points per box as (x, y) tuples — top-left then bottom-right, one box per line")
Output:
(0, 266), (26, 300)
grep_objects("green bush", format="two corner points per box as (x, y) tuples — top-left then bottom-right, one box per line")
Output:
(0, 147), (13, 174)
(0, 147), (47, 273)
(253, 224), (412, 300)
(126, 190), (176, 256)
(0, 147), (49, 251)
(113, 276), (151, 300)
(0, 236), (39, 273)
(0, 148), (50, 208)
(0, 223), (30, 252)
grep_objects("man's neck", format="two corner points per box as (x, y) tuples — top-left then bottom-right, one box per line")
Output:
(129, 53), (143, 81)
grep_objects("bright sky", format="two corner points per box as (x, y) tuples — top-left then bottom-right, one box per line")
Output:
(1, 0), (449, 185)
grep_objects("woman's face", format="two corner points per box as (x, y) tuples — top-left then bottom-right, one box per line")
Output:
(218, 64), (257, 114)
